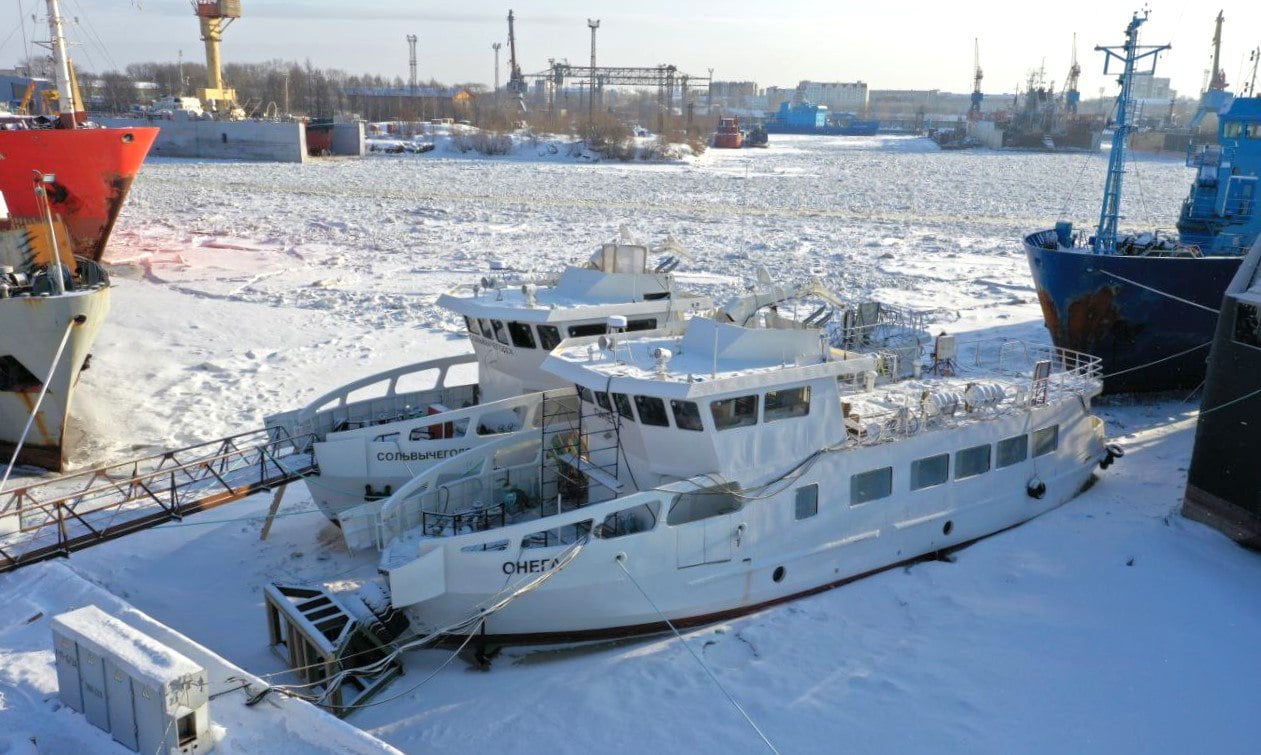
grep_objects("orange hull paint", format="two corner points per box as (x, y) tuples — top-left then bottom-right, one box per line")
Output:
(0, 126), (158, 261)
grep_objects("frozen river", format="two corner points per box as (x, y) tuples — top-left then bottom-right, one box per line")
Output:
(6, 136), (1256, 755)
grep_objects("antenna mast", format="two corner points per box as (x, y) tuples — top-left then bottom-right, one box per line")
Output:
(1093, 12), (1170, 255)
(407, 34), (418, 94)
(40, 0), (79, 127)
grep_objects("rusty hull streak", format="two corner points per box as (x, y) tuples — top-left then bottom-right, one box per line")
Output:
(49, 171), (135, 261)
(1038, 284), (1139, 354)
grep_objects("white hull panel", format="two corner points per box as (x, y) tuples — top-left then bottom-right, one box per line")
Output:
(391, 404), (1106, 641)
(0, 287), (108, 469)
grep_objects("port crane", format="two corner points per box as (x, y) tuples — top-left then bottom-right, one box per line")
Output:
(1208, 10), (1227, 91)
(1063, 34), (1081, 114)
(506, 9), (528, 112)
(969, 38), (983, 118)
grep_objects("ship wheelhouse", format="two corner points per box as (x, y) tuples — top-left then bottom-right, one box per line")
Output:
(1179, 98), (1261, 254)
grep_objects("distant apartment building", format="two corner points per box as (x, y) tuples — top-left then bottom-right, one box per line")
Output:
(709, 80), (759, 109)
(794, 80), (868, 112)
(1130, 73), (1174, 101)
(764, 86), (795, 111)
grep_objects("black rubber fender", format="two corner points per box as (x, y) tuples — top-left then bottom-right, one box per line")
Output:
(1027, 477), (1047, 499)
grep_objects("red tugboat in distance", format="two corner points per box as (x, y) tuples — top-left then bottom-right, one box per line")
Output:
(712, 116), (744, 148)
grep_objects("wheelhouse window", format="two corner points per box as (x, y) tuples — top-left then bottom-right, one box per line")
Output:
(764, 386), (811, 422)
(1224, 121), (1243, 139)
(464, 316), (477, 333)
(613, 393), (636, 422)
(1234, 302), (1261, 349)
(711, 395), (759, 431)
(634, 395), (670, 427)
(508, 321), (536, 349)
(575, 385), (594, 404)
(795, 484), (819, 519)
(568, 322), (606, 338)
(997, 434), (1028, 467)
(910, 454), (949, 490)
(627, 318), (658, 331)
(671, 399), (704, 431)
(491, 319), (511, 345)
(537, 325), (562, 350)
(595, 391), (612, 411)
(1033, 426), (1059, 457)
(955, 444), (991, 479)
(851, 467), (893, 505)
(478, 318), (495, 339)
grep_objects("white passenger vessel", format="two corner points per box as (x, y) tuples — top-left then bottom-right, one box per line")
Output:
(266, 232), (713, 523)
(365, 317), (1114, 643)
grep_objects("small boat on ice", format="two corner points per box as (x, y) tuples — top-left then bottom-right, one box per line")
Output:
(712, 117), (744, 149)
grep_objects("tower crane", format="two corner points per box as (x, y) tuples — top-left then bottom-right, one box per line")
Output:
(1064, 33), (1081, 114)
(969, 39), (983, 119)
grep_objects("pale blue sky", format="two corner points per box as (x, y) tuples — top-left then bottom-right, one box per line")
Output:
(9, 1), (1261, 98)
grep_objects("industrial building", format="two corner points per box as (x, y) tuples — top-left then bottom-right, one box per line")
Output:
(344, 86), (476, 122)
(795, 80), (868, 111)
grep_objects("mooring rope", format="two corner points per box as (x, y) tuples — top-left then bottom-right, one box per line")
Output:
(615, 556), (780, 754)
(1095, 269), (1221, 314)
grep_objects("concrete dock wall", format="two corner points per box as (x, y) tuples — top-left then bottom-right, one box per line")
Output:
(331, 122), (366, 157)
(97, 117), (308, 162)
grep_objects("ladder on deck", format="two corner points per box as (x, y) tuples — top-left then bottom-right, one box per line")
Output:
(0, 429), (315, 573)
(538, 392), (623, 511)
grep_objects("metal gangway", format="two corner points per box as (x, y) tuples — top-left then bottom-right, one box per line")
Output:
(0, 429), (314, 573)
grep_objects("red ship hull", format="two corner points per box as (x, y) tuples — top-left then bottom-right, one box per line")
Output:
(0, 126), (158, 261)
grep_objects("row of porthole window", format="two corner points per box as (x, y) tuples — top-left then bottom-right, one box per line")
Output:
(464, 316), (658, 351)
(846, 425), (1060, 506)
(575, 384), (812, 431)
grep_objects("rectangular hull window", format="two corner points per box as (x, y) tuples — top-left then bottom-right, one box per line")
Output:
(911, 454), (949, 490)
(851, 467), (893, 505)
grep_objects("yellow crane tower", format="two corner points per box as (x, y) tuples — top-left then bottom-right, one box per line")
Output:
(193, 0), (241, 113)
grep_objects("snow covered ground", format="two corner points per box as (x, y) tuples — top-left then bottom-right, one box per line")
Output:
(3, 136), (1259, 753)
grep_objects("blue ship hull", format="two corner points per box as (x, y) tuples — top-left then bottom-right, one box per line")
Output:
(761, 121), (880, 137)
(1024, 231), (1243, 393)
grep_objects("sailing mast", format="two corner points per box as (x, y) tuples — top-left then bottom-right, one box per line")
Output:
(1093, 12), (1170, 254)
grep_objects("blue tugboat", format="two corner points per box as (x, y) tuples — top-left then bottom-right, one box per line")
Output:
(1024, 12), (1260, 393)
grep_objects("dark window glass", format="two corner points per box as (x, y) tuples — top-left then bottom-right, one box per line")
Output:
(997, 435), (1028, 467)
(795, 484), (819, 519)
(568, 323), (606, 338)
(634, 395), (670, 426)
(667, 484), (742, 525)
(595, 502), (660, 538)
(464, 316), (477, 333)
(508, 322), (536, 349)
(955, 444), (991, 479)
(595, 391), (612, 410)
(478, 318), (495, 339)
(911, 454), (949, 490)
(576, 385), (593, 404)
(491, 320), (510, 345)
(851, 467), (893, 504)
(671, 399), (704, 431)
(627, 318), (658, 331)
(711, 395), (759, 430)
(1033, 426), (1059, 457)
(1234, 302), (1261, 348)
(537, 325), (562, 350)
(613, 393), (635, 421)
(764, 386), (811, 422)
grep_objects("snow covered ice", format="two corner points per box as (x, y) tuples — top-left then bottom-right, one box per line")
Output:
(2, 136), (1259, 754)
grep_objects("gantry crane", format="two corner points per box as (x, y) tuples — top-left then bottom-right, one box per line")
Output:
(506, 9), (527, 112)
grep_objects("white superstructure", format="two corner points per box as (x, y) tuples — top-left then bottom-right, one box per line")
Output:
(266, 232), (711, 522)
(367, 316), (1111, 643)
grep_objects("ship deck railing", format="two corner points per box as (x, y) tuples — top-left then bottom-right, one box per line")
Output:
(264, 352), (480, 450)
